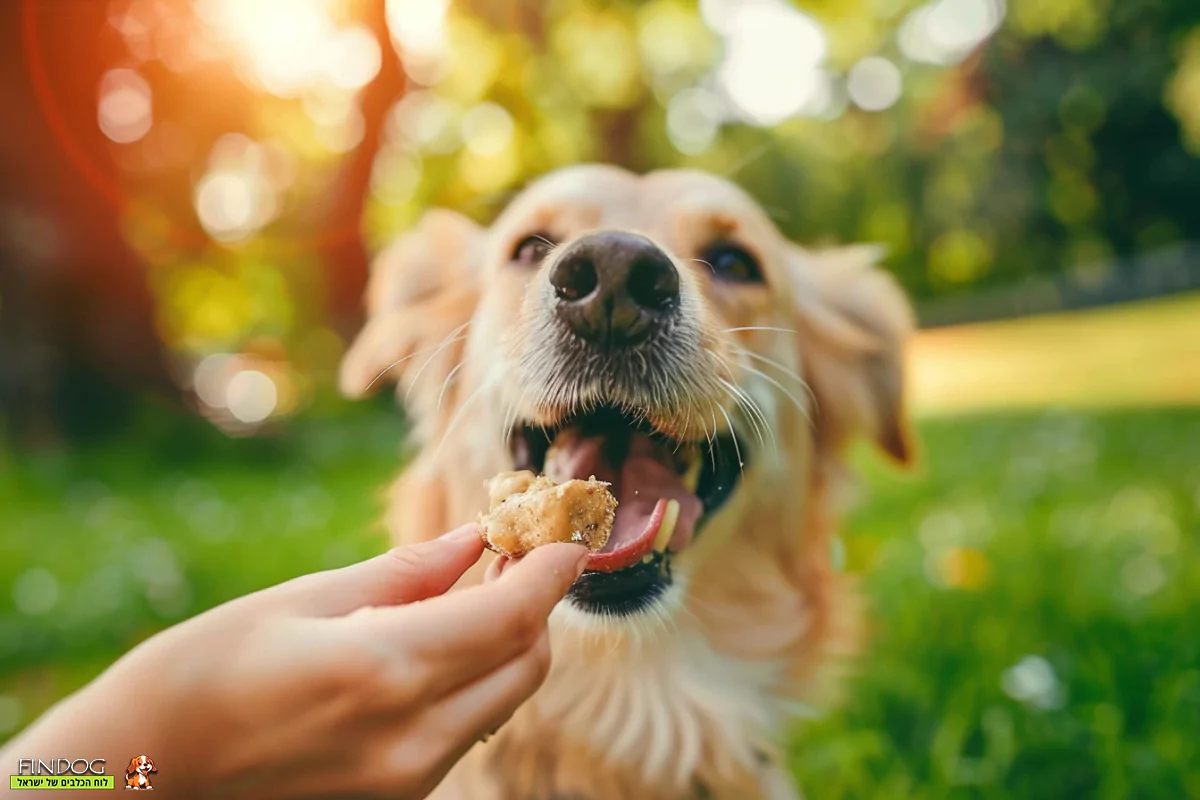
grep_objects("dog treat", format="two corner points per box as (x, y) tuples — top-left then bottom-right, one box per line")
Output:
(479, 470), (617, 557)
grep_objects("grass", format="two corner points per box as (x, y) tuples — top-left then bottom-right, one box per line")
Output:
(1, 295), (1198, 797)
(0, 401), (400, 727)
(1, 405), (1196, 798)
(789, 409), (1200, 799)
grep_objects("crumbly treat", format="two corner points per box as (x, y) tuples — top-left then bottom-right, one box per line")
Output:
(479, 470), (616, 557)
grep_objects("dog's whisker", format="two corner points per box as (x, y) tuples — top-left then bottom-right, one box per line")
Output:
(430, 372), (500, 467)
(404, 321), (472, 404)
(710, 348), (773, 453)
(716, 403), (745, 476)
(731, 381), (776, 457)
(362, 339), (450, 393)
(739, 386), (776, 452)
(740, 362), (812, 428)
(435, 360), (466, 413)
(706, 401), (720, 470)
(501, 380), (531, 453)
(719, 377), (766, 452)
(688, 258), (715, 274)
(722, 140), (773, 180)
(721, 326), (797, 336)
(728, 344), (804, 386)
(718, 350), (789, 444)
(730, 345), (819, 412)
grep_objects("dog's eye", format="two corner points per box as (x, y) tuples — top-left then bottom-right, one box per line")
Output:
(512, 233), (555, 267)
(701, 241), (764, 284)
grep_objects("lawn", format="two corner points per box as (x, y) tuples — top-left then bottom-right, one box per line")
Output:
(791, 409), (1200, 799)
(1, 298), (1198, 798)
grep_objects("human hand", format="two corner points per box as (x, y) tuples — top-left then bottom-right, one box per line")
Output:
(2, 527), (586, 799)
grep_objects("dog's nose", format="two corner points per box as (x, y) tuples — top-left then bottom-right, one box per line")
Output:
(549, 231), (680, 349)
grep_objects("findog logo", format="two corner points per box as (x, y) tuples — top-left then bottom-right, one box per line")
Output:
(10, 757), (112, 790)
(124, 755), (157, 791)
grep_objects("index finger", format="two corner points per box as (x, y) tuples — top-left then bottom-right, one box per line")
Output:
(365, 543), (587, 697)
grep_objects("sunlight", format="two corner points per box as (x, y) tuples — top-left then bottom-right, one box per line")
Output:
(196, 0), (336, 97)
(709, 0), (831, 125)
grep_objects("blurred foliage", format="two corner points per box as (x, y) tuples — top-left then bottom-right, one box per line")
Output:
(365, 0), (1200, 303)
(3, 404), (1197, 797)
(88, 0), (1200, 418)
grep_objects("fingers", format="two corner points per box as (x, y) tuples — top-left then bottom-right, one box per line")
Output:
(269, 525), (484, 616)
(436, 627), (552, 740)
(401, 629), (552, 797)
(364, 543), (586, 697)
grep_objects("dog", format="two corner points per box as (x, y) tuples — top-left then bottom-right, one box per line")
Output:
(123, 755), (156, 790)
(341, 165), (913, 799)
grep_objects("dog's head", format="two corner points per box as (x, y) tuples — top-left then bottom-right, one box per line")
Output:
(125, 755), (156, 777)
(343, 165), (912, 618)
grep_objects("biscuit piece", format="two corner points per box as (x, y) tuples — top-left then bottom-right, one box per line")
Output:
(479, 470), (616, 557)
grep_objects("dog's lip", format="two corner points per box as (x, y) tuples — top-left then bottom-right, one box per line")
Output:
(508, 403), (746, 583)
(584, 497), (667, 573)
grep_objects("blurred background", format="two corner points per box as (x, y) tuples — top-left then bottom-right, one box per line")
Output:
(1, 0), (1198, 796)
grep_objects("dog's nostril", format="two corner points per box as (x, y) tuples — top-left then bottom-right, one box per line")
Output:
(550, 256), (599, 302)
(626, 255), (680, 311)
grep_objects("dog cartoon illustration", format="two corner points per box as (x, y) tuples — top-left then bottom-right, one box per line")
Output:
(124, 755), (156, 790)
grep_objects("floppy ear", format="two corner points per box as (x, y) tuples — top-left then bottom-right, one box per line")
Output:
(125, 758), (139, 775)
(340, 209), (484, 428)
(784, 243), (915, 465)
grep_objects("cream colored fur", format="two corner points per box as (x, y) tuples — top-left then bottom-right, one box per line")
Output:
(341, 165), (913, 800)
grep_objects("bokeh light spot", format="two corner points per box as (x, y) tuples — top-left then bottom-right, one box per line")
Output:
(712, 1), (830, 125)
(1002, 655), (1065, 710)
(847, 56), (902, 112)
(98, 68), (153, 144)
(900, 0), (1005, 66)
(323, 24), (382, 90)
(226, 369), (278, 423)
(195, 171), (260, 242)
(667, 87), (723, 155)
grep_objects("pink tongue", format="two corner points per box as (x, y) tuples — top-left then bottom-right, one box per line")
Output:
(544, 432), (702, 573)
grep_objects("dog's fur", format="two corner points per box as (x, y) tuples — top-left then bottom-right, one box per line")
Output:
(341, 165), (913, 800)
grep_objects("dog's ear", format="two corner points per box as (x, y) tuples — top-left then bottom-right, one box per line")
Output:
(340, 209), (484, 423)
(125, 758), (139, 775)
(783, 243), (915, 465)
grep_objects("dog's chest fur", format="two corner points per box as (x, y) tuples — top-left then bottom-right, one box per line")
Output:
(431, 610), (799, 800)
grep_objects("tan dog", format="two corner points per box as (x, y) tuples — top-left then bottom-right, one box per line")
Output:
(342, 165), (913, 799)
(123, 755), (156, 790)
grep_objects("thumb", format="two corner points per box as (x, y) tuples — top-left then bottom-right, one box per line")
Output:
(270, 524), (485, 616)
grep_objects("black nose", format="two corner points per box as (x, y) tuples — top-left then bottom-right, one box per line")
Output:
(548, 231), (680, 350)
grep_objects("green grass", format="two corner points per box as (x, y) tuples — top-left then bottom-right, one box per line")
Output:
(2, 405), (1198, 799)
(791, 409), (1200, 799)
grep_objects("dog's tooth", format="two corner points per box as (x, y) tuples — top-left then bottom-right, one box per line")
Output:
(642, 554), (654, 564)
(653, 499), (680, 553)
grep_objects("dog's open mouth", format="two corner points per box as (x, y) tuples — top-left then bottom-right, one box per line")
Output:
(509, 404), (744, 614)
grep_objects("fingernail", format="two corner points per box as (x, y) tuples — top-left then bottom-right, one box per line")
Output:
(439, 523), (481, 542)
(571, 546), (589, 576)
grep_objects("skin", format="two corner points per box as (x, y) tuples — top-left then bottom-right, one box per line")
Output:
(0, 527), (587, 799)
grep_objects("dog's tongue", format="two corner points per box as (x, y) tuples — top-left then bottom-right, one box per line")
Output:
(544, 431), (702, 573)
